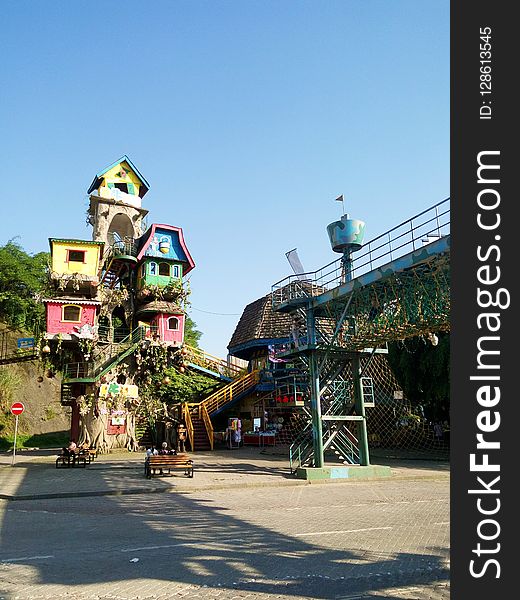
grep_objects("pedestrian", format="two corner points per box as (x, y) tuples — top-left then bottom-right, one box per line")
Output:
(177, 423), (187, 452)
(62, 440), (77, 457)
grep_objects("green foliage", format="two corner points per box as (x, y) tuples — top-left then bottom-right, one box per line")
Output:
(0, 431), (69, 452)
(184, 315), (202, 347)
(153, 367), (219, 405)
(133, 343), (218, 425)
(0, 367), (22, 409)
(387, 332), (450, 421)
(0, 240), (48, 333)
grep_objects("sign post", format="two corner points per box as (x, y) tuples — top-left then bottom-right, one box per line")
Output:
(10, 402), (25, 466)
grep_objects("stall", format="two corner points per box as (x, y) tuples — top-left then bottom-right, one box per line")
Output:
(242, 432), (276, 447)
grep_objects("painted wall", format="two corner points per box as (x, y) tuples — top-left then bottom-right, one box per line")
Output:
(46, 302), (98, 335)
(146, 313), (185, 344)
(51, 241), (101, 277)
(137, 260), (183, 289)
(99, 161), (142, 197)
(144, 229), (187, 263)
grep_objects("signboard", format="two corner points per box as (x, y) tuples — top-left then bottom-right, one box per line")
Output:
(99, 383), (138, 398)
(275, 393), (304, 407)
(10, 403), (25, 465)
(11, 402), (25, 415)
(17, 338), (35, 349)
(107, 411), (126, 435)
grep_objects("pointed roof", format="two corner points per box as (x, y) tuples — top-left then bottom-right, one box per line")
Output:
(136, 223), (195, 275)
(87, 155), (150, 197)
(227, 293), (293, 359)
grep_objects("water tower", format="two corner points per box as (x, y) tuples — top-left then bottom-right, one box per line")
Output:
(326, 213), (366, 282)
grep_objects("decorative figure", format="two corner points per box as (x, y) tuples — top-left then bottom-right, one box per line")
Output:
(159, 236), (170, 254)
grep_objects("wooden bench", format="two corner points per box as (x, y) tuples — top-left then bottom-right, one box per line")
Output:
(145, 453), (193, 478)
(56, 450), (88, 468)
(78, 445), (98, 463)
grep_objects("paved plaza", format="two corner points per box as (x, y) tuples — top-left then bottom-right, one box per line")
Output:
(0, 448), (450, 600)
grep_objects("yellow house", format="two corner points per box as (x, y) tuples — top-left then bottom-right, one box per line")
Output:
(87, 155), (150, 208)
(49, 239), (104, 294)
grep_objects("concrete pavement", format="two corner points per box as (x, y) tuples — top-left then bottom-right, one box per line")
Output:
(0, 447), (450, 599)
(0, 446), (449, 501)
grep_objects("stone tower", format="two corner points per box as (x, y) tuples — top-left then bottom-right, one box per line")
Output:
(86, 155), (150, 245)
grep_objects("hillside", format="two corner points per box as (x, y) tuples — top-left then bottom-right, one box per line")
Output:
(0, 323), (70, 446)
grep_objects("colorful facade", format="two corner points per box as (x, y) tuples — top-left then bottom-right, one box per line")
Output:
(44, 299), (100, 338)
(44, 156), (195, 447)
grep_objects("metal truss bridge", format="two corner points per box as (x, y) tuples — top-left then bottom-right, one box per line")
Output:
(271, 198), (450, 470)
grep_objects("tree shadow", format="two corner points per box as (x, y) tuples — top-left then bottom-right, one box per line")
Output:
(0, 463), (449, 599)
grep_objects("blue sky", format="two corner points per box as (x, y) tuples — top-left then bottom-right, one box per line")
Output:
(1, 0), (449, 358)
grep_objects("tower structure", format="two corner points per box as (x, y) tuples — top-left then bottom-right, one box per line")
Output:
(42, 156), (195, 450)
(87, 155), (150, 245)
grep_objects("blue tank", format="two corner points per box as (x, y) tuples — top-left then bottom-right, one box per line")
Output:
(327, 215), (366, 253)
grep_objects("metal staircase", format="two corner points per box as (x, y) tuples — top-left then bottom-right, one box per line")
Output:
(99, 239), (138, 289)
(183, 370), (260, 451)
(63, 325), (146, 382)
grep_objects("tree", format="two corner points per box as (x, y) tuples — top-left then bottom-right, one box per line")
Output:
(0, 240), (48, 333)
(387, 332), (450, 422)
(184, 315), (202, 347)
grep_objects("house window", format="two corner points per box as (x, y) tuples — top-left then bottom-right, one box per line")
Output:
(62, 305), (81, 322)
(67, 249), (86, 263)
(167, 317), (180, 331)
(149, 262), (157, 276)
(159, 262), (170, 277)
(173, 265), (180, 278)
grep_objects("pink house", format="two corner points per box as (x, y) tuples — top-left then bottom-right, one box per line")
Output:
(44, 298), (100, 338)
(155, 313), (185, 345)
(137, 301), (185, 346)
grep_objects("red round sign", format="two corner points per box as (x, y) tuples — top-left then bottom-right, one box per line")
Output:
(11, 402), (25, 415)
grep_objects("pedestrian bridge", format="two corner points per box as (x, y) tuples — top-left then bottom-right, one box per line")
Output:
(272, 198), (450, 351)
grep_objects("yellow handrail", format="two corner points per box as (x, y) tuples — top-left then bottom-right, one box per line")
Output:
(182, 404), (195, 452)
(200, 404), (214, 450)
(200, 370), (260, 415)
(183, 345), (246, 379)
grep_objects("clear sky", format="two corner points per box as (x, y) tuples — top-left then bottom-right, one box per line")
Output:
(1, 0), (449, 358)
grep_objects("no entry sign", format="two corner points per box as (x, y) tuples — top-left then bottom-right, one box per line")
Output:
(11, 402), (25, 415)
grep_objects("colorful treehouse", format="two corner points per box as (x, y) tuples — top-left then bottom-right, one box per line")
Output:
(48, 238), (104, 294)
(43, 298), (100, 340)
(42, 156), (196, 450)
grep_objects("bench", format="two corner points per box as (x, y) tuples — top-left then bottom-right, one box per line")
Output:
(78, 445), (98, 463)
(55, 450), (88, 468)
(145, 453), (193, 478)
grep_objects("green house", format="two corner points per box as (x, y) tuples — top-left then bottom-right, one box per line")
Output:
(137, 258), (183, 289)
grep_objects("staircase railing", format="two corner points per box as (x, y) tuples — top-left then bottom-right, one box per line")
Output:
(182, 403), (195, 451)
(323, 426), (360, 465)
(200, 403), (214, 450)
(272, 197), (450, 308)
(63, 325), (146, 380)
(289, 421), (314, 473)
(200, 370), (260, 415)
(183, 345), (246, 379)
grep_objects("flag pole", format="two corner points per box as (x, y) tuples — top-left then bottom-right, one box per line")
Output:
(335, 194), (346, 216)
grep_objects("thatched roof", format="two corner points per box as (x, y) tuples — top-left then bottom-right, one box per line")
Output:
(227, 293), (293, 358)
(136, 301), (183, 315)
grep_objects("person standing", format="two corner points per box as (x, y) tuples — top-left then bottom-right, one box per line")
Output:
(177, 423), (187, 452)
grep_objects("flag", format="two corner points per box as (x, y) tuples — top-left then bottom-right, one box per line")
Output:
(335, 194), (344, 202)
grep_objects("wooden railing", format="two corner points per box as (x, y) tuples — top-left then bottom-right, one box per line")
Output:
(200, 404), (214, 450)
(183, 345), (246, 380)
(200, 370), (260, 415)
(182, 403), (195, 452)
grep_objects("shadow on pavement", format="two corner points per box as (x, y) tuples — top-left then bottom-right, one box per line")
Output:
(0, 455), (449, 599)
